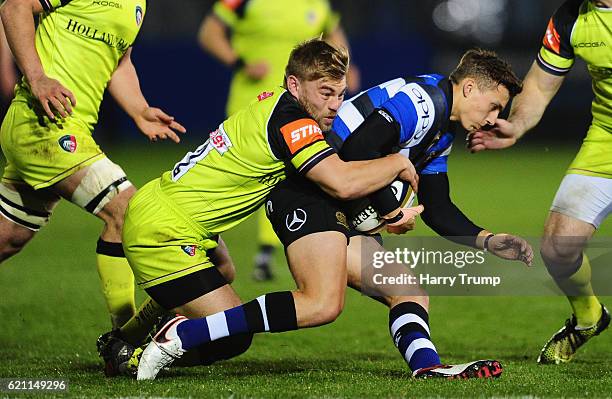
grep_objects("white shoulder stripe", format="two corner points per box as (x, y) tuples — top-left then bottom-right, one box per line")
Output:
(338, 102), (365, 132)
(383, 78), (407, 97)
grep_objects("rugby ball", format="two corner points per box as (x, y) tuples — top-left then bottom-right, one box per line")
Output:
(347, 180), (416, 234)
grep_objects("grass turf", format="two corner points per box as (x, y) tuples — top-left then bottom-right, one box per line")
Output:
(1, 140), (611, 398)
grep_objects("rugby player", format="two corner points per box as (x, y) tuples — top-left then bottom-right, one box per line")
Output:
(199, 0), (361, 281)
(0, 0), (186, 329)
(468, 0), (612, 364)
(133, 49), (531, 380)
(115, 39), (417, 380)
(265, 49), (533, 378)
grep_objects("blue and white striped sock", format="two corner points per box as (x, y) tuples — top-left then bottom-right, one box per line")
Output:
(176, 291), (297, 351)
(389, 302), (441, 371)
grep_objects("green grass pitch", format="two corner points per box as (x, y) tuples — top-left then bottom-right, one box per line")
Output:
(1, 140), (611, 398)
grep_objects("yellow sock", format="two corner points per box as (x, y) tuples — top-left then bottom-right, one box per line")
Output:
(120, 296), (166, 346)
(96, 253), (136, 329)
(257, 206), (281, 247)
(557, 253), (602, 328)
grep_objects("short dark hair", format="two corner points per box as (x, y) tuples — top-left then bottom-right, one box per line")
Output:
(284, 38), (349, 86)
(450, 49), (522, 97)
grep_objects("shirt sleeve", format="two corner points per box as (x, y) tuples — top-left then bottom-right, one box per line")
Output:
(39, 0), (72, 12)
(212, 0), (250, 28)
(267, 97), (336, 175)
(536, 0), (581, 76)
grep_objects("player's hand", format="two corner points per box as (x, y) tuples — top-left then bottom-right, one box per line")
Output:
(467, 119), (520, 153)
(487, 233), (534, 266)
(385, 205), (424, 235)
(135, 107), (187, 143)
(396, 155), (419, 193)
(244, 61), (270, 81)
(29, 75), (76, 120)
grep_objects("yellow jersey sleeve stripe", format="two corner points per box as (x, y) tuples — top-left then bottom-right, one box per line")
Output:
(537, 47), (574, 75)
(293, 141), (335, 174)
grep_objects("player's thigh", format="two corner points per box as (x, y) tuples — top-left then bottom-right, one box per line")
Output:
(124, 182), (230, 312)
(174, 284), (242, 319)
(0, 181), (60, 245)
(266, 177), (350, 297)
(549, 173), (612, 231)
(1, 103), (105, 191)
(286, 232), (348, 297)
(544, 173), (610, 259)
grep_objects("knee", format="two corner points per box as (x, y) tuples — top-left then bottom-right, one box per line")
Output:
(0, 225), (32, 261)
(308, 293), (345, 325)
(540, 235), (584, 265)
(540, 239), (584, 280)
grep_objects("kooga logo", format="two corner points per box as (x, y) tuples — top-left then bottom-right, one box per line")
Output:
(575, 41), (606, 48)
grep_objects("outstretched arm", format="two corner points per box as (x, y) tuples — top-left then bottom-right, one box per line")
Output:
(0, 0), (75, 120)
(420, 173), (533, 266)
(108, 48), (186, 143)
(469, 63), (565, 152)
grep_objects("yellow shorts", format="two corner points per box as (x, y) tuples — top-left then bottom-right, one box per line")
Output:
(1, 100), (104, 189)
(568, 123), (612, 178)
(122, 179), (219, 289)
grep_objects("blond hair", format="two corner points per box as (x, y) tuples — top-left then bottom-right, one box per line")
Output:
(284, 38), (349, 86)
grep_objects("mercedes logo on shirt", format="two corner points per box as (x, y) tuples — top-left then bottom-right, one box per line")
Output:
(286, 208), (308, 232)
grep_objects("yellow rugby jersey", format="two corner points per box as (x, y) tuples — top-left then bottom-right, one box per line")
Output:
(213, 0), (339, 115)
(537, 0), (612, 129)
(157, 89), (335, 235)
(12, 0), (147, 130)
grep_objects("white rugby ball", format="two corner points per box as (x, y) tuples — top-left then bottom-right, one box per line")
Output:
(347, 180), (416, 234)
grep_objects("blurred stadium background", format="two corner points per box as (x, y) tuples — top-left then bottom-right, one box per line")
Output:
(1, 1), (611, 397)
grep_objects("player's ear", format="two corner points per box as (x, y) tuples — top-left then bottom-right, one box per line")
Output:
(286, 75), (300, 97)
(462, 78), (475, 98)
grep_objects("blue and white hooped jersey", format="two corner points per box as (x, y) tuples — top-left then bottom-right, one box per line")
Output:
(329, 74), (455, 175)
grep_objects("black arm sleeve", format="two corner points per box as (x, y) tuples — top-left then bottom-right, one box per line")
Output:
(418, 173), (484, 247)
(338, 110), (403, 216)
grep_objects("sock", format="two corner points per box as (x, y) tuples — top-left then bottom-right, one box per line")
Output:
(175, 334), (254, 367)
(96, 239), (136, 328)
(389, 302), (441, 371)
(552, 253), (602, 328)
(120, 296), (166, 346)
(176, 291), (297, 351)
